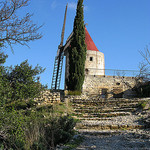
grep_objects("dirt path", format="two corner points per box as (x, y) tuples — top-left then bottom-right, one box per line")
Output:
(75, 129), (150, 150)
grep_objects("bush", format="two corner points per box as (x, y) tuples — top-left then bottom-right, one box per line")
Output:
(0, 106), (77, 150)
(39, 115), (77, 149)
(68, 91), (81, 96)
(138, 101), (149, 109)
(0, 52), (76, 150)
(0, 108), (26, 150)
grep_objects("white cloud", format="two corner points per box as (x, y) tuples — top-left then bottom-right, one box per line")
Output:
(68, 2), (88, 11)
(68, 2), (77, 10)
(51, 1), (88, 11)
(51, 0), (58, 9)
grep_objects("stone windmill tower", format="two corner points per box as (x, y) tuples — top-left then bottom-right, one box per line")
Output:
(64, 26), (105, 89)
(51, 4), (105, 90)
(84, 27), (105, 76)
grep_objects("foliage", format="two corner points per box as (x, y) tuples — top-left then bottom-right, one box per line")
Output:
(63, 135), (84, 150)
(7, 60), (45, 101)
(135, 81), (150, 97)
(0, 0), (42, 50)
(5, 99), (37, 110)
(0, 51), (8, 65)
(0, 108), (26, 150)
(138, 100), (149, 109)
(0, 50), (12, 106)
(0, 1), (77, 149)
(68, 90), (82, 95)
(0, 60), (45, 105)
(66, 0), (87, 92)
(38, 115), (76, 150)
(0, 105), (77, 150)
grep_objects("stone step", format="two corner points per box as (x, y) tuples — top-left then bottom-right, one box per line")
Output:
(71, 101), (141, 107)
(72, 102), (139, 107)
(73, 107), (136, 113)
(70, 98), (148, 104)
(76, 129), (123, 135)
(76, 123), (145, 130)
(71, 102), (139, 107)
(74, 117), (112, 121)
(73, 111), (131, 118)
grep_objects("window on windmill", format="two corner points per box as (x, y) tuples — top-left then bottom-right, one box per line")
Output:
(90, 57), (93, 61)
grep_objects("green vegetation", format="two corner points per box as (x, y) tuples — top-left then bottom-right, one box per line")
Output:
(63, 135), (84, 150)
(66, 0), (87, 92)
(135, 82), (150, 97)
(0, 58), (45, 106)
(0, 1), (78, 149)
(0, 51), (77, 150)
(138, 100), (149, 110)
(0, 107), (77, 150)
(68, 90), (82, 96)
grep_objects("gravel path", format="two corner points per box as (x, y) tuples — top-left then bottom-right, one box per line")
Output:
(81, 114), (142, 126)
(75, 129), (150, 150)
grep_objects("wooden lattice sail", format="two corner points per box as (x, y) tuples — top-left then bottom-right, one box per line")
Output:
(51, 4), (68, 90)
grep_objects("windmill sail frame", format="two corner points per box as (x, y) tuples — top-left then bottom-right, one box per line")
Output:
(51, 4), (68, 90)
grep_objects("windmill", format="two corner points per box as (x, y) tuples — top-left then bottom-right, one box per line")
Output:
(51, 4), (68, 90)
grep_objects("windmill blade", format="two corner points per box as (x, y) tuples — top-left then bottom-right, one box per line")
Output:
(57, 3), (68, 58)
(60, 3), (68, 48)
(51, 4), (68, 90)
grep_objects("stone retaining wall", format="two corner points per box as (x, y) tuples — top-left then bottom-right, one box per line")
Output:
(34, 90), (61, 105)
(82, 75), (138, 98)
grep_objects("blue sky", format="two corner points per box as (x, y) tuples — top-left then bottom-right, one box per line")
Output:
(4, 0), (150, 89)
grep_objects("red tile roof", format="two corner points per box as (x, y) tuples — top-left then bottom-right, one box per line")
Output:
(85, 27), (99, 52)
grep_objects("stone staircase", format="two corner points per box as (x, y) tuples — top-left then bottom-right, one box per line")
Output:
(69, 97), (150, 132)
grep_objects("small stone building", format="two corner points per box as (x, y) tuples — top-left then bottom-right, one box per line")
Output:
(64, 27), (137, 98)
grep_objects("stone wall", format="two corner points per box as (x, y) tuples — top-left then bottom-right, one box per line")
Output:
(34, 90), (61, 105)
(82, 75), (137, 98)
(85, 50), (105, 76)
(64, 50), (105, 89)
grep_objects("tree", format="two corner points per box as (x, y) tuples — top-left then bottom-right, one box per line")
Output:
(6, 60), (45, 101)
(0, 0), (42, 50)
(139, 46), (150, 81)
(136, 46), (150, 97)
(67, 0), (87, 92)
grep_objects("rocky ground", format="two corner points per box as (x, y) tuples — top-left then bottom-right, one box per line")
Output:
(75, 110), (150, 150)
(57, 113), (150, 150)
(75, 129), (150, 150)
(57, 129), (150, 150)
(57, 109), (150, 149)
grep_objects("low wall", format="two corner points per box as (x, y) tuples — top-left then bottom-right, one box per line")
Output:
(34, 90), (61, 105)
(82, 75), (137, 98)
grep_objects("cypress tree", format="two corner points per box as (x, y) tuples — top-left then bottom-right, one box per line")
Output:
(67, 0), (87, 92)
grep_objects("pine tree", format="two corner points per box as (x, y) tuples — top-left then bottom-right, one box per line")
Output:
(67, 0), (87, 92)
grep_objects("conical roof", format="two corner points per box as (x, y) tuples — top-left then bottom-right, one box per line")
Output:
(85, 27), (99, 52)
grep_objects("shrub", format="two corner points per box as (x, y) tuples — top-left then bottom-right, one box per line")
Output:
(138, 101), (148, 109)
(68, 91), (81, 96)
(0, 108), (26, 150)
(6, 60), (45, 101)
(41, 115), (77, 149)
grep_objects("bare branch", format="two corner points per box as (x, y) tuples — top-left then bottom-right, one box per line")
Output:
(139, 46), (150, 65)
(139, 46), (150, 81)
(0, 0), (43, 50)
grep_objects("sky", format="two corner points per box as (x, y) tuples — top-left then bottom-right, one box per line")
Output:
(4, 0), (150, 89)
